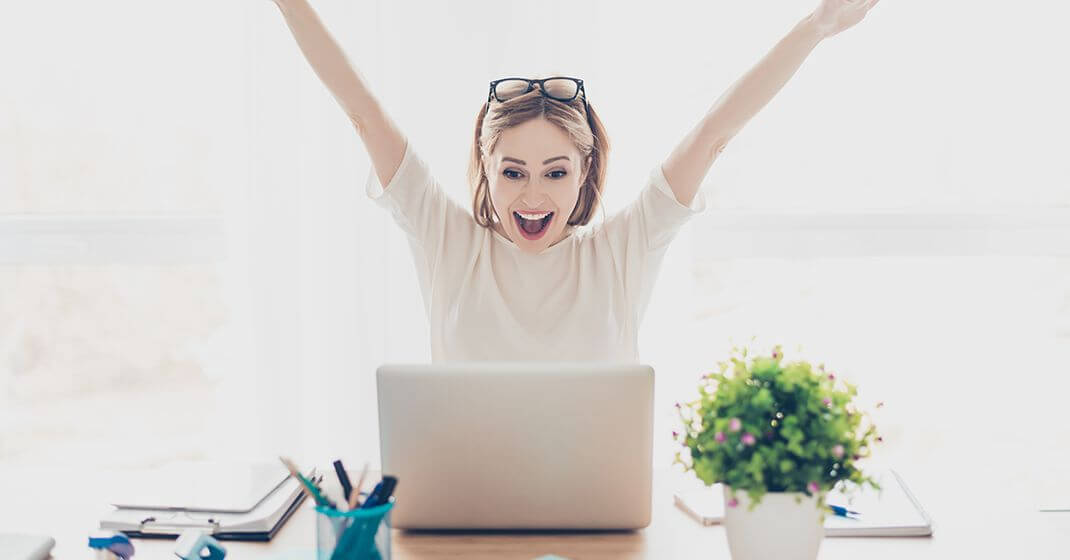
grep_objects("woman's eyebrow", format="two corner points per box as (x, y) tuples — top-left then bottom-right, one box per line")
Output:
(502, 156), (569, 166)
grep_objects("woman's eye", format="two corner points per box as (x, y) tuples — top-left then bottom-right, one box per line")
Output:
(503, 169), (523, 180)
(548, 170), (567, 179)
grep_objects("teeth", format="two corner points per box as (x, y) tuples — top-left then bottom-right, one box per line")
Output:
(515, 210), (552, 220)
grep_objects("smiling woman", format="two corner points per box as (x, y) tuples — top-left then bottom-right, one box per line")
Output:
(471, 77), (609, 254)
(268, 0), (717, 363)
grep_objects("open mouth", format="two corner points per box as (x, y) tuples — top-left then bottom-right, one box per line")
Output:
(513, 210), (554, 241)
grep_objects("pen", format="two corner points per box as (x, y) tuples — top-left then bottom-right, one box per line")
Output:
(333, 459), (354, 503)
(360, 475), (398, 509)
(827, 504), (862, 518)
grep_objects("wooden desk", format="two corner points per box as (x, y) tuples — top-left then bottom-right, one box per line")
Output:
(2, 455), (1068, 559)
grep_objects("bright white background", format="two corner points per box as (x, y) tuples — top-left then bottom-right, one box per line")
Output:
(1, 0), (1068, 499)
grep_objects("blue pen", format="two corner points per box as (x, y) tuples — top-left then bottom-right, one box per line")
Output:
(360, 476), (398, 509)
(827, 504), (862, 518)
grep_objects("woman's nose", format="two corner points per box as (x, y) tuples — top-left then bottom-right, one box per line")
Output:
(520, 194), (547, 208)
(522, 179), (552, 200)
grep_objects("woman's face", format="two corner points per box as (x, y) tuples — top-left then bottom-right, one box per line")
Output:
(484, 117), (589, 254)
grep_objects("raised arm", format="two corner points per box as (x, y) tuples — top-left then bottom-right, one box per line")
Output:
(271, 0), (406, 190)
(661, 0), (882, 208)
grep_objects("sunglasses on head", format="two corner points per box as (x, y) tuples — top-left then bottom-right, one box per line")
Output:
(487, 76), (590, 122)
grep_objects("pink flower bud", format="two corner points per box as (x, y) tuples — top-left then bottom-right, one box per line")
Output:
(822, 398), (831, 407)
(715, 431), (726, 443)
(832, 444), (845, 458)
(741, 433), (756, 446)
(828, 373), (835, 380)
(729, 417), (742, 432)
(807, 481), (819, 494)
(772, 350), (781, 359)
(672, 430), (679, 438)
(727, 497), (739, 508)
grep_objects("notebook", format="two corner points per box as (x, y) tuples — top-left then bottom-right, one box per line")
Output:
(673, 469), (934, 537)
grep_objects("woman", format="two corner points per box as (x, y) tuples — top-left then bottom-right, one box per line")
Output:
(270, 0), (881, 362)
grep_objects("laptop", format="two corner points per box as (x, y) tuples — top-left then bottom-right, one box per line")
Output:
(377, 362), (654, 530)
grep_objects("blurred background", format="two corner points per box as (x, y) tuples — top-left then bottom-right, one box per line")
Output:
(1, 0), (1067, 499)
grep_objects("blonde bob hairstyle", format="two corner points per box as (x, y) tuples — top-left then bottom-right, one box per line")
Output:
(468, 80), (610, 228)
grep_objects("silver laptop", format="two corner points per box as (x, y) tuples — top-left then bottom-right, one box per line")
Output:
(377, 362), (654, 530)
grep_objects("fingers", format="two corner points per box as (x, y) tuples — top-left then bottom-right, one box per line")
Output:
(861, 0), (880, 10)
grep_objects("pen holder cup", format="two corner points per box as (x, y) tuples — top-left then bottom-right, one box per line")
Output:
(315, 498), (395, 560)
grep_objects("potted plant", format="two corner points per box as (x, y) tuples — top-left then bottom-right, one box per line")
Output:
(673, 343), (883, 560)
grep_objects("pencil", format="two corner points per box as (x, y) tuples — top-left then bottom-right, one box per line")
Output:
(347, 462), (370, 510)
(279, 456), (335, 508)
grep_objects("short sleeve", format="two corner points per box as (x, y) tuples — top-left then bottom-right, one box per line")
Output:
(643, 162), (709, 250)
(365, 139), (474, 312)
(599, 163), (709, 326)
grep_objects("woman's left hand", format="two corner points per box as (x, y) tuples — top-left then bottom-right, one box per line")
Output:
(809, 0), (882, 39)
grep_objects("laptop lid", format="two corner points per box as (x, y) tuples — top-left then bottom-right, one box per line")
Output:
(377, 361), (654, 530)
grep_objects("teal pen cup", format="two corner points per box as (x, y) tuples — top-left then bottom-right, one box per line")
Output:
(315, 498), (395, 560)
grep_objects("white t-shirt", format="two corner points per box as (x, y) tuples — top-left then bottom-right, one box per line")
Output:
(365, 138), (707, 363)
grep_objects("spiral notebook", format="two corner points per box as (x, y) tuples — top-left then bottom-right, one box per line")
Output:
(673, 469), (934, 537)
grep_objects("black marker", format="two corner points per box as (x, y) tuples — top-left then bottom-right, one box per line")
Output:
(332, 459), (354, 502)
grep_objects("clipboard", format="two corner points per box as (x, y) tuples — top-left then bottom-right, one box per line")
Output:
(100, 470), (317, 541)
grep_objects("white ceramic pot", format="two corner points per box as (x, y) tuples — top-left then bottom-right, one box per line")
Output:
(722, 485), (824, 560)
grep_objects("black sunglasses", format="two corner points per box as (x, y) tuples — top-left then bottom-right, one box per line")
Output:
(487, 76), (590, 123)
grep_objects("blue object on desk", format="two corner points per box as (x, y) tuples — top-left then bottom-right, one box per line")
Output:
(827, 504), (862, 518)
(88, 531), (135, 560)
(316, 499), (395, 560)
